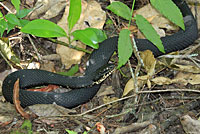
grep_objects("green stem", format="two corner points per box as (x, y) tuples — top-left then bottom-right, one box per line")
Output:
(128, 0), (136, 28)
(47, 38), (92, 54)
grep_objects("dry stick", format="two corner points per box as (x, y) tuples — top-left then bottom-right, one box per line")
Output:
(47, 38), (92, 54)
(130, 35), (144, 104)
(44, 88), (200, 118)
(26, 34), (42, 60)
(0, 2), (13, 13)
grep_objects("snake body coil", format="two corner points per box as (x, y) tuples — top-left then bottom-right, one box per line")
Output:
(2, 0), (198, 108)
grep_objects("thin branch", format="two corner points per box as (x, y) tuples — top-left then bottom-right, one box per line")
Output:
(0, 2), (13, 13)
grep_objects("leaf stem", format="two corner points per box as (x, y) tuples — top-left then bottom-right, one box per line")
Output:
(47, 38), (92, 54)
(128, 0), (135, 28)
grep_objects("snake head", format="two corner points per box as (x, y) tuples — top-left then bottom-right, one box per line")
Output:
(92, 64), (115, 84)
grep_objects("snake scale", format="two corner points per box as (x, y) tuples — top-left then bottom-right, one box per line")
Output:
(2, 0), (198, 108)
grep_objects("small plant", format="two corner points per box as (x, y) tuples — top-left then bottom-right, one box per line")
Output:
(0, 0), (31, 36)
(106, 0), (185, 68)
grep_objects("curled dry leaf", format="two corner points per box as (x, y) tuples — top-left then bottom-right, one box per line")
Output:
(56, 0), (106, 69)
(0, 38), (20, 66)
(151, 77), (172, 85)
(123, 75), (147, 96)
(174, 72), (200, 85)
(151, 72), (200, 86)
(140, 50), (156, 77)
(170, 64), (200, 73)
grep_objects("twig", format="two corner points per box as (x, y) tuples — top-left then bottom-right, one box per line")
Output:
(0, 2), (13, 13)
(26, 34), (42, 60)
(47, 38), (92, 54)
(42, 88), (200, 118)
(130, 35), (144, 104)
(159, 54), (198, 58)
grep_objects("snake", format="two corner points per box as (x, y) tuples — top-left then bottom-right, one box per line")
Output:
(2, 0), (198, 109)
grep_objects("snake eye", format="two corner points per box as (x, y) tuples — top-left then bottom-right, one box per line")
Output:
(93, 64), (115, 82)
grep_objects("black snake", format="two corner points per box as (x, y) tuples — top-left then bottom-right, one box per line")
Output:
(2, 0), (198, 108)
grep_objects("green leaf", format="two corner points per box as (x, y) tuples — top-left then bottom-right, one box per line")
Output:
(11, 0), (20, 13)
(57, 64), (79, 76)
(65, 129), (77, 134)
(0, 19), (7, 37)
(106, 1), (132, 20)
(135, 14), (165, 53)
(21, 19), (67, 37)
(7, 22), (15, 34)
(16, 8), (32, 18)
(68, 0), (81, 32)
(150, 0), (185, 30)
(72, 28), (107, 49)
(117, 29), (132, 68)
(5, 14), (21, 26)
(19, 19), (30, 27)
(0, 11), (3, 17)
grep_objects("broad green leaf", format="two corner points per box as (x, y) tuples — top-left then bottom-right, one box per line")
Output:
(16, 8), (32, 18)
(0, 38), (20, 64)
(117, 29), (132, 68)
(19, 19), (30, 27)
(0, 19), (7, 37)
(5, 14), (21, 26)
(21, 19), (67, 37)
(107, 1), (132, 21)
(57, 64), (79, 76)
(72, 28), (107, 49)
(68, 0), (81, 32)
(150, 0), (185, 30)
(11, 0), (20, 13)
(135, 14), (165, 53)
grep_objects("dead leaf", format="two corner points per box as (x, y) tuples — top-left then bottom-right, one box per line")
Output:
(174, 72), (200, 85)
(180, 115), (200, 134)
(28, 104), (76, 117)
(0, 102), (17, 127)
(151, 72), (200, 86)
(170, 64), (200, 73)
(139, 50), (156, 88)
(56, 0), (106, 69)
(102, 96), (118, 108)
(140, 50), (156, 77)
(151, 77), (172, 85)
(97, 85), (115, 97)
(29, 0), (67, 19)
(0, 38), (20, 66)
(123, 76), (147, 96)
(40, 60), (55, 72)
